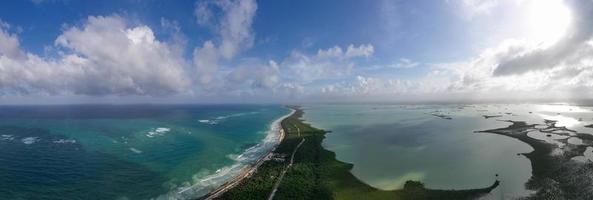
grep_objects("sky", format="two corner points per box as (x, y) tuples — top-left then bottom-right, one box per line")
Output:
(0, 0), (592, 104)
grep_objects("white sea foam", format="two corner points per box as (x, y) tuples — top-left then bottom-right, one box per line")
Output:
(215, 111), (259, 120)
(1, 134), (14, 141)
(155, 109), (295, 200)
(53, 139), (77, 144)
(129, 147), (143, 154)
(198, 119), (217, 125)
(199, 111), (260, 126)
(146, 127), (171, 137)
(226, 154), (244, 162)
(21, 137), (40, 145)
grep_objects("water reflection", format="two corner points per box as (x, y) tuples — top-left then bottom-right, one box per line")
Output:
(302, 103), (593, 199)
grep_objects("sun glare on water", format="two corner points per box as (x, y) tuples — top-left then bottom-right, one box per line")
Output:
(526, 0), (572, 46)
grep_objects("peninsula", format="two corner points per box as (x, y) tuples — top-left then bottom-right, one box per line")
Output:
(202, 106), (500, 200)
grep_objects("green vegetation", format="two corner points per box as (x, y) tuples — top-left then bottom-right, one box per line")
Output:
(214, 106), (498, 200)
(478, 120), (593, 199)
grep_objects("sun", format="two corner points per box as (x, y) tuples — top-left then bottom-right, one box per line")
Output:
(526, 0), (572, 46)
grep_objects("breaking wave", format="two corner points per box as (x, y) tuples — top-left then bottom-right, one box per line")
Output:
(153, 109), (294, 200)
(198, 111), (260, 125)
(21, 137), (40, 145)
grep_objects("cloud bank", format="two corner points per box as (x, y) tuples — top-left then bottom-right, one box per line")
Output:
(3, 0), (593, 102)
(0, 16), (190, 96)
(446, 0), (593, 98)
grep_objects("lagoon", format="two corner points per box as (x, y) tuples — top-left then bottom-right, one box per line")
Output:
(302, 104), (538, 199)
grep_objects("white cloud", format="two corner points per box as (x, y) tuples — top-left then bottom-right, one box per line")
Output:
(196, 43), (375, 98)
(361, 58), (421, 71)
(317, 75), (421, 98)
(160, 18), (187, 53)
(274, 82), (305, 97)
(316, 44), (374, 59)
(460, 0), (501, 17)
(316, 46), (343, 59)
(0, 16), (190, 96)
(3, 1), (407, 102)
(0, 22), (24, 59)
(284, 49), (353, 82)
(393, 58), (420, 69)
(193, 41), (220, 85)
(278, 44), (374, 83)
(392, 0), (593, 100)
(194, 1), (213, 26)
(193, 0), (257, 59)
(225, 59), (280, 90)
(345, 44), (374, 58)
(217, 0), (257, 59)
(192, 0), (258, 88)
(193, 43), (377, 100)
(493, 0), (593, 76)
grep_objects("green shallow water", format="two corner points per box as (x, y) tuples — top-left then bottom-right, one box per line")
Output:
(0, 104), (289, 200)
(302, 104), (538, 199)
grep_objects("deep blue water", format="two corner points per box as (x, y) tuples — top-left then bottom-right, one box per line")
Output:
(0, 104), (288, 200)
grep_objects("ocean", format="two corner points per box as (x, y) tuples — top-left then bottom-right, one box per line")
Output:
(5, 103), (592, 199)
(0, 104), (290, 200)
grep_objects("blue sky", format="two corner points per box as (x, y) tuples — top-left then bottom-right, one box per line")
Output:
(1, 0), (592, 103)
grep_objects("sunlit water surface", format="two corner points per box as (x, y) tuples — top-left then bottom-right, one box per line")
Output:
(302, 103), (593, 199)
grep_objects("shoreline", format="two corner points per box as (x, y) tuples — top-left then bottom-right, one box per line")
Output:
(196, 107), (296, 200)
(477, 119), (593, 199)
(215, 106), (499, 200)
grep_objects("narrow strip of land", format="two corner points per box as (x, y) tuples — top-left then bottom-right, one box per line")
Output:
(477, 119), (593, 199)
(267, 137), (305, 200)
(197, 110), (293, 200)
(212, 106), (499, 200)
(201, 151), (273, 200)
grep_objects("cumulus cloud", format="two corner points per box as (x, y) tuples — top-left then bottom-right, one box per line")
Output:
(0, 16), (190, 96)
(225, 59), (280, 90)
(193, 0), (258, 87)
(316, 75), (424, 99)
(372, 0), (593, 99)
(0, 22), (24, 59)
(392, 58), (420, 69)
(361, 58), (421, 72)
(460, 0), (501, 16)
(218, 44), (381, 99)
(193, 41), (220, 85)
(216, 0), (257, 59)
(192, 42), (376, 99)
(392, 0), (593, 100)
(3, 1), (384, 101)
(493, 0), (593, 76)
(193, 0), (258, 59)
(189, 43), (375, 99)
(316, 44), (374, 59)
(278, 44), (374, 83)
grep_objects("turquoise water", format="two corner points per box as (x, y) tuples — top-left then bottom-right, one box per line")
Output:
(302, 104), (540, 199)
(0, 105), (289, 200)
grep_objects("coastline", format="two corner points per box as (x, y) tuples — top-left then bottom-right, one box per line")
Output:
(214, 106), (500, 200)
(477, 119), (593, 199)
(194, 107), (296, 200)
